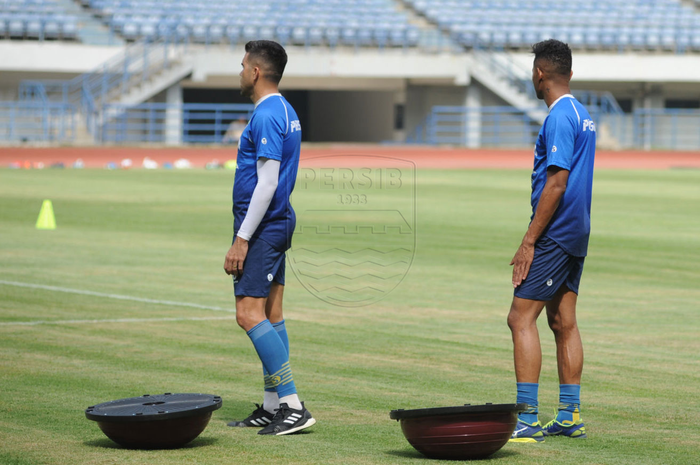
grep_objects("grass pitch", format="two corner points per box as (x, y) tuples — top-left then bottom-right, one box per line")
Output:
(1, 166), (699, 465)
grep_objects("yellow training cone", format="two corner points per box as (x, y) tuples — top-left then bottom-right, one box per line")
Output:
(36, 200), (56, 230)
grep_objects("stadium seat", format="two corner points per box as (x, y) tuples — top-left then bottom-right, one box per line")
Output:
(122, 22), (139, 40)
(270, 25), (287, 45)
(44, 19), (60, 39)
(191, 24), (207, 43)
(357, 28), (373, 46)
(80, 0), (419, 47)
(341, 27), (357, 46)
(325, 26), (340, 47)
(8, 16), (25, 38)
(308, 27), (324, 45)
(291, 26), (307, 45)
(26, 17), (42, 39)
(405, 0), (700, 51)
(227, 25), (240, 45)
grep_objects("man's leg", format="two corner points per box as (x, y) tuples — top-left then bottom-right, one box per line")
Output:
(508, 296), (547, 384)
(543, 285), (587, 438)
(508, 296), (547, 443)
(236, 294), (299, 404)
(228, 295), (278, 427)
(546, 285), (583, 385)
(261, 283), (290, 413)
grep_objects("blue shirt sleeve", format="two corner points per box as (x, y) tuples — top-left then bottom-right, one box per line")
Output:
(249, 110), (286, 162)
(544, 113), (577, 171)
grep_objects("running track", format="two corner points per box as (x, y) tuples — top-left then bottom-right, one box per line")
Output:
(2, 145), (700, 169)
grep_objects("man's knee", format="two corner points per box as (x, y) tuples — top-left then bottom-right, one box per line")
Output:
(235, 297), (266, 331)
(508, 298), (544, 332)
(547, 310), (577, 335)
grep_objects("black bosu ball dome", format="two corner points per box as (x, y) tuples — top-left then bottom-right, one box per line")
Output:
(85, 393), (222, 449)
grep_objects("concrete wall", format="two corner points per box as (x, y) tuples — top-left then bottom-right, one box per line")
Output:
(405, 85), (468, 138)
(307, 91), (395, 142)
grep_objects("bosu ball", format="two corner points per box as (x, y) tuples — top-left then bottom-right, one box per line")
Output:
(390, 403), (527, 460)
(85, 393), (222, 449)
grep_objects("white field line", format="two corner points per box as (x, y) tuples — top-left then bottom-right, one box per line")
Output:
(0, 316), (238, 327)
(0, 279), (235, 326)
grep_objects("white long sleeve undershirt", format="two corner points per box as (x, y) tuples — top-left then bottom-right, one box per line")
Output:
(236, 157), (280, 241)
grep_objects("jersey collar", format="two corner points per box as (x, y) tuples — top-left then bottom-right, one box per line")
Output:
(254, 92), (282, 109)
(548, 93), (574, 112)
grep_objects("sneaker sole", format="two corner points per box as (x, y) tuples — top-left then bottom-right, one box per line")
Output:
(508, 437), (544, 443)
(274, 417), (316, 436)
(544, 429), (587, 439)
(227, 421), (264, 427)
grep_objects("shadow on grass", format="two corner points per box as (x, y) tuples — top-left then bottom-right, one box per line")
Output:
(385, 447), (520, 461)
(84, 436), (219, 450)
(218, 399), (265, 424)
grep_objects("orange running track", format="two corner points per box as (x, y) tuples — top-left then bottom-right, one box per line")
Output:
(1, 145), (700, 169)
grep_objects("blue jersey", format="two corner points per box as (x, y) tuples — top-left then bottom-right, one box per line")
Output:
(531, 94), (596, 257)
(233, 93), (301, 252)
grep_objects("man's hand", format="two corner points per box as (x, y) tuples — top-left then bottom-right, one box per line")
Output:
(224, 237), (249, 278)
(510, 240), (535, 288)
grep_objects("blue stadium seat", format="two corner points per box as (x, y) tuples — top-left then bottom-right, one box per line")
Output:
(26, 17), (42, 39)
(341, 27), (357, 46)
(374, 28), (389, 48)
(276, 25), (291, 45)
(308, 27), (324, 45)
(242, 25), (258, 41)
(291, 26), (307, 45)
(325, 26), (340, 47)
(259, 25), (275, 40)
(81, 0), (418, 47)
(227, 24), (240, 45)
(191, 23), (207, 43)
(44, 18), (60, 39)
(8, 15), (25, 37)
(122, 22), (139, 40)
(357, 28), (373, 46)
(406, 0), (700, 51)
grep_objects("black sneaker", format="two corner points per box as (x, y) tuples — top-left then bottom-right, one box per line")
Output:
(258, 403), (316, 436)
(227, 404), (275, 427)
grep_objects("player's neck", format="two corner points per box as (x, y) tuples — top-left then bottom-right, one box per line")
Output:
(543, 85), (571, 108)
(252, 86), (280, 105)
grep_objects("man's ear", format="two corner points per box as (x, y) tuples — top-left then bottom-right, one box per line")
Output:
(535, 66), (544, 81)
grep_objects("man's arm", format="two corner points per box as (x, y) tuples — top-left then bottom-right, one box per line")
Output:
(510, 166), (569, 288)
(224, 158), (280, 276)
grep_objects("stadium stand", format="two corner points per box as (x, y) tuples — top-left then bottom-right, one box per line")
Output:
(406, 0), (700, 52)
(4, 1), (700, 148)
(83, 0), (422, 48)
(0, 0), (79, 41)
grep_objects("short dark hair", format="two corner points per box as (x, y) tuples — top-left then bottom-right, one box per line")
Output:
(531, 39), (571, 76)
(245, 40), (288, 84)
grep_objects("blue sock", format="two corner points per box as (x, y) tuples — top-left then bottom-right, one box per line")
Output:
(516, 382), (539, 424)
(263, 320), (290, 393)
(247, 320), (297, 398)
(556, 384), (581, 424)
(273, 319), (290, 356)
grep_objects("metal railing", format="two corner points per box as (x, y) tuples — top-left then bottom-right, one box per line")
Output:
(632, 108), (700, 151)
(0, 102), (77, 142)
(18, 37), (188, 140)
(411, 104), (700, 151)
(99, 103), (253, 144)
(413, 105), (541, 147)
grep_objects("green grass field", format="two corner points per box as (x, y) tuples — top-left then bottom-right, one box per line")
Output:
(1, 166), (699, 465)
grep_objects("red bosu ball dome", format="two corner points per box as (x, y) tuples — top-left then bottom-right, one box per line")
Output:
(390, 403), (527, 460)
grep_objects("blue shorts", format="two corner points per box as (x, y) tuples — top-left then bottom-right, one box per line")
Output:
(514, 236), (585, 301)
(233, 236), (286, 297)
